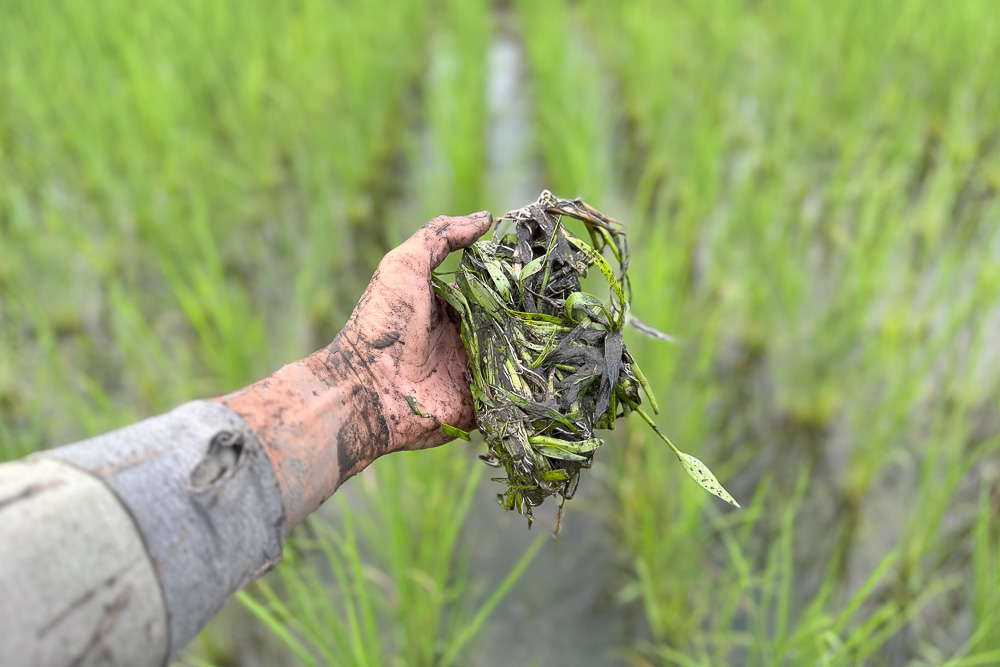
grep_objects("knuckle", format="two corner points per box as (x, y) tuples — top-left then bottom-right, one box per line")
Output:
(419, 216), (450, 235)
(378, 247), (408, 272)
(380, 245), (428, 276)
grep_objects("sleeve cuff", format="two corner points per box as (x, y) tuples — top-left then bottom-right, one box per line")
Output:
(46, 400), (287, 662)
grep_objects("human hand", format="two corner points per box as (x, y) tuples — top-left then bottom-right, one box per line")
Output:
(313, 211), (493, 459)
(218, 212), (492, 528)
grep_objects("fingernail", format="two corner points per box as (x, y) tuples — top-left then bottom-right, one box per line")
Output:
(468, 210), (491, 220)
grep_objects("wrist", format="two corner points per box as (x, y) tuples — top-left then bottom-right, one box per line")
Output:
(214, 334), (390, 529)
(303, 332), (394, 468)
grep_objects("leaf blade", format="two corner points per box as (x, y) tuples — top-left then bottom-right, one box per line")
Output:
(678, 452), (740, 508)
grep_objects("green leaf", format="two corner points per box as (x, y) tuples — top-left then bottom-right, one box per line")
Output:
(458, 268), (504, 317)
(237, 590), (317, 667)
(442, 423), (472, 441)
(563, 231), (628, 326)
(405, 395), (427, 418)
(503, 306), (567, 325)
(519, 255), (546, 281)
(528, 330), (559, 369)
(622, 397), (740, 509)
(537, 468), (570, 482)
(678, 452), (740, 508)
(439, 536), (546, 667)
(482, 257), (513, 300)
(534, 444), (588, 461)
(529, 435), (602, 460)
(564, 291), (612, 328)
(528, 435), (602, 452)
(432, 276), (468, 313)
(497, 387), (580, 435)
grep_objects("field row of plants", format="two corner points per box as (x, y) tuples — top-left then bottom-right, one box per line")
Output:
(566, 2), (1000, 663)
(2, 0), (999, 664)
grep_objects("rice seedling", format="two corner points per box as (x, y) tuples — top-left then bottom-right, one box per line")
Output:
(569, 0), (1000, 663)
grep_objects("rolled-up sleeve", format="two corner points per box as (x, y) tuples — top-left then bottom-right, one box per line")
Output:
(0, 400), (287, 667)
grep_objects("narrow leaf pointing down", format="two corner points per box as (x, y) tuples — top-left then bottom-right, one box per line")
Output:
(678, 452), (740, 508)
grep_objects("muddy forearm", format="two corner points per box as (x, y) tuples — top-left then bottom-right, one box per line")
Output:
(217, 211), (492, 523)
(0, 332), (399, 667)
(0, 212), (488, 667)
(214, 331), (393, 529)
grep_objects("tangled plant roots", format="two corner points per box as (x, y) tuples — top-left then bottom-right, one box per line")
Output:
(433, 191), (738, 529)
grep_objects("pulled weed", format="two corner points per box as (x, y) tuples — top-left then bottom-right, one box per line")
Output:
(435, 191), (738, 529)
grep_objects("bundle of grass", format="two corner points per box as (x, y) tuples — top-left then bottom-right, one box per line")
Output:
(433, 191), (738, 528)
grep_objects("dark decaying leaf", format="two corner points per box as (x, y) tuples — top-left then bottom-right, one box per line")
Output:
(433, 191), (739, 530)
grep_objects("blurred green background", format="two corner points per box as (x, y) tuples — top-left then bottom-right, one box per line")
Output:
(3, 1), (1000, 665)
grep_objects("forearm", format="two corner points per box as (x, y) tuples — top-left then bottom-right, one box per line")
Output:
(213, 335), (391, 529)
(0, 212), (487, 666)
(0, 332), (450, 667)
(209, 212), (491, 529)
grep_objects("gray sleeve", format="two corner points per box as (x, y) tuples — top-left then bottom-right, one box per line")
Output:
(0, 457), (168, 667)
(10, 400), (288, 666)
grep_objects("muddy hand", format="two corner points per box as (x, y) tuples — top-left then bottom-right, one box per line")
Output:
(218, 212), (491, 529)
(310, 212), (493, 457)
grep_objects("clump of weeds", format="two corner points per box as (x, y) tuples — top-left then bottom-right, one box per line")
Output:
(433, 191), (739, 530)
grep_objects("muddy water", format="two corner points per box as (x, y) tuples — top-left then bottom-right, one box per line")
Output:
(465, 26), (633, 667)
(485, 31), (540, 214)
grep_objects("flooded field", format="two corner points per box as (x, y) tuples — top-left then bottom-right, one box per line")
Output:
(3, 1), (1000, 665)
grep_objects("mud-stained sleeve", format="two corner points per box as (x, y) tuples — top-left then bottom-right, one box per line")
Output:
(40, 400), (287, 664)
(0, 457), (168, 667)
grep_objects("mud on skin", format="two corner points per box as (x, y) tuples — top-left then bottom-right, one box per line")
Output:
(335, 385), (390, 479)
(215, 212), (492, 527)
